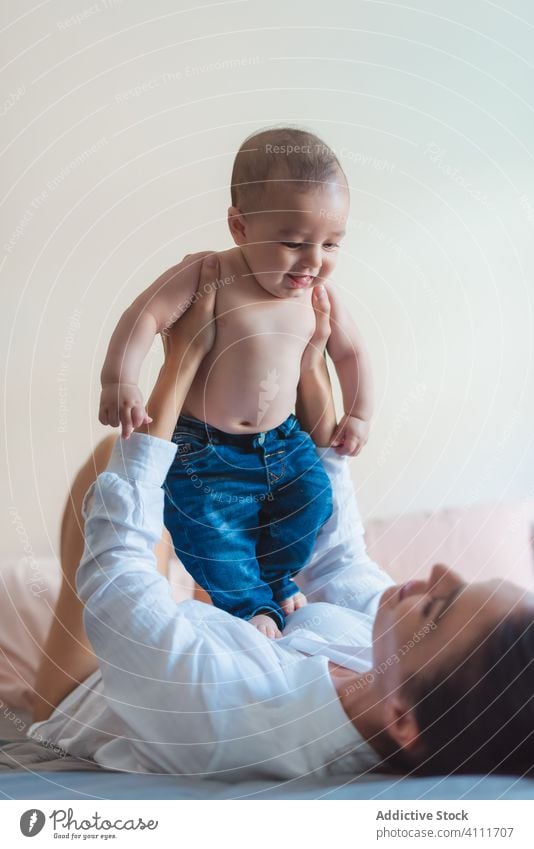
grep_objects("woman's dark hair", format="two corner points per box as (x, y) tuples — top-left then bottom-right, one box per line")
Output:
(388, 612), (534, 776)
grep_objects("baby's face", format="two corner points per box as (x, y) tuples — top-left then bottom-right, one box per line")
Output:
(231, 181), (349, 299)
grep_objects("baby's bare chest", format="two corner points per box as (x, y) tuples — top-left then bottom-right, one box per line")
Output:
(214, 283), (316, 348)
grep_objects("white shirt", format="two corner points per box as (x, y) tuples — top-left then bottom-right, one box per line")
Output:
(28, 434), (395, 781)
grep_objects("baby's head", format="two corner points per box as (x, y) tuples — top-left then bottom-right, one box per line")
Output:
(228, 127), (349, 299)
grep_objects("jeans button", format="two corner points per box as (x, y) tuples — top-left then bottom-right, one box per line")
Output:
(257, 432), (265, 445)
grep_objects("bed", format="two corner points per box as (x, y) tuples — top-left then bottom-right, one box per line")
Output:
(2, 499), (533, 800)
(1, 730), (533, 800)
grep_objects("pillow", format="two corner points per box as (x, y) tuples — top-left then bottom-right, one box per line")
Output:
(0, 555), (194, 712)
(365, 500), (534, 590)
(0, 556), (61, 713)
(3, 500), (532, 712)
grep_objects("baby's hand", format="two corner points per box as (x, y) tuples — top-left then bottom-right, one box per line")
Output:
(248, 613), (282, 640)
(332, 414), (370, 457)
(280, 591), (307, 617)
(99, 382), (152, 440)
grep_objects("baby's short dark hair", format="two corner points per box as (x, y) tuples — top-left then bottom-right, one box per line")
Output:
(230, 126), (348, 212)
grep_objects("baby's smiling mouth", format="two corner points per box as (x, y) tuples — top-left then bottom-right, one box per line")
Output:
(287, 274), (314, 288)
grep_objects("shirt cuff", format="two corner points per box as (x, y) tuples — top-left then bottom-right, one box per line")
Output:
(316, 446), (348, 472)
(106, 432), (177, 487)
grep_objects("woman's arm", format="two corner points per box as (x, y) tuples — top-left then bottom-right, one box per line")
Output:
(295, 285), (338, 447)
(295, 288), (394, 615)
(73, 256), (223, 769)
(99, 251), (214, 438)
(77, 252), (219, 615)
(135, 254), (218, 441)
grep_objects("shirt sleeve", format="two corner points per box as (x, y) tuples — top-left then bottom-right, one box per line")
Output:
(73, 433), (380, 777)
(296, 447), (395, 619)
(75, 432), (197, 674)
(74, 432), (234, 771)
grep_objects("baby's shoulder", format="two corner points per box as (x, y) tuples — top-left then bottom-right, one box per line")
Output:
(215, 246), (244, 283)
(133, 252), (215, 330)
(214, 248), (256, 305)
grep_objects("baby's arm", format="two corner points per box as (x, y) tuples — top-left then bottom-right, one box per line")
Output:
(324, 285), (373, 457)
(99, 251), (213, 438)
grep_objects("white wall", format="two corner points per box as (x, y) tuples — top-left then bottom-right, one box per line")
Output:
(2, 0), (533, 559)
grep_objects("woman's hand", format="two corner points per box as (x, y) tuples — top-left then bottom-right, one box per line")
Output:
(300, 285), (332, 372)
(295, 286), (338, 447)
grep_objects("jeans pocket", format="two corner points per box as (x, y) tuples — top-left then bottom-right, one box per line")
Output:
(173, 431), (213, 461)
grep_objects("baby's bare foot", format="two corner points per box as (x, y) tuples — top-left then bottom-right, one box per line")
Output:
(249, 613), (282, 640)
(280, 591), (307, 617)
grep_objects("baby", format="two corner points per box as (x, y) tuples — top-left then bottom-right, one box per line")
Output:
(99, 127), (373, 638)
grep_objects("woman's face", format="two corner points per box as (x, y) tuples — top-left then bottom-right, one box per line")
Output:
(372, 564), (534, 695)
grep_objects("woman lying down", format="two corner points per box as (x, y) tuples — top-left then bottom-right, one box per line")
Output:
(30, 256), (534, 781)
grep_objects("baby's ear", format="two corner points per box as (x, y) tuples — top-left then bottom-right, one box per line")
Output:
(227, 206), (247, 243)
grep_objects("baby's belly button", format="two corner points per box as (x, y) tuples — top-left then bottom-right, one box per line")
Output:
(212, 392), (289, 424)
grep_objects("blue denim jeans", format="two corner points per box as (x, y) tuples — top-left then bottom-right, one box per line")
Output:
(163, 413), (333, 629)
